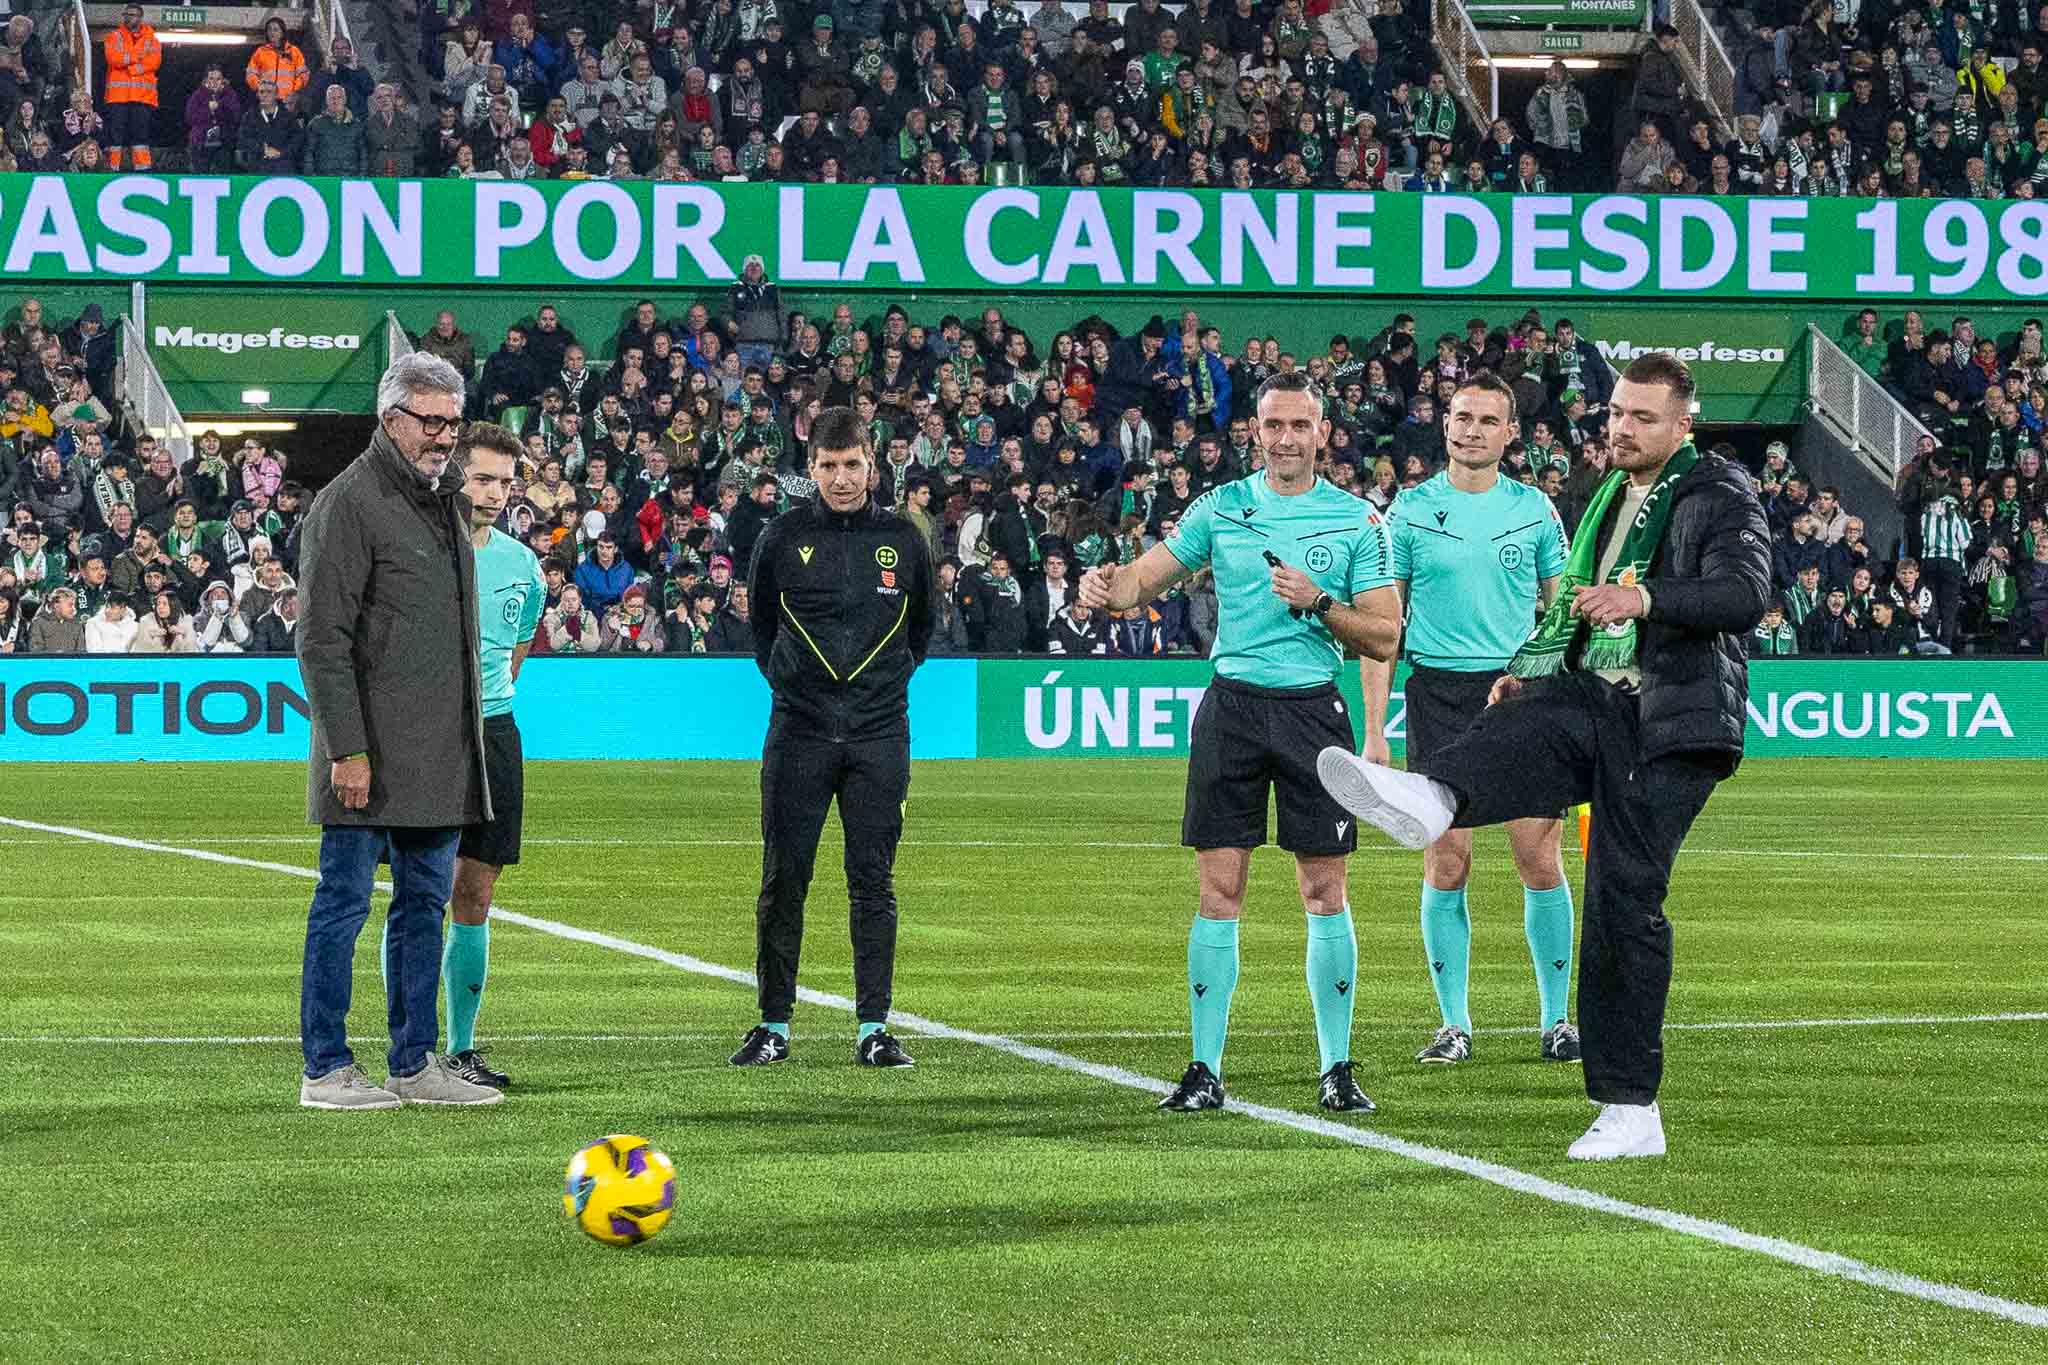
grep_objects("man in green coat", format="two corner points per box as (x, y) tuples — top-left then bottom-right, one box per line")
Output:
(294, 352), (496, 1111)
(301, 82), (366, 176)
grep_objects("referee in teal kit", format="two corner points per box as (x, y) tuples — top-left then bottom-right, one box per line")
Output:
(1357, 373), (1579, 1068)
(1078, 372), (1403, 1114)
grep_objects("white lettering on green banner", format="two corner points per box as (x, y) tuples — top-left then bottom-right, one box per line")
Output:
(11, 173), (2048, 303)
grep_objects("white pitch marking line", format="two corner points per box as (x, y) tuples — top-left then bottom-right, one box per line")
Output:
(10, 1015), (2046, 1048)
(6, 814), (2046, 1334)
(5, 831), (2046, 864)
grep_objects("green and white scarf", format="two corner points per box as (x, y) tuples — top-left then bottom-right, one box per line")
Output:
(1509, 442), (1698, 679)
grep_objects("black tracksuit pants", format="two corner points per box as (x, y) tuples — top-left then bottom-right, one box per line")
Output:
(756, 716), (911, 1026)
(1426, 672), (1721, 1106)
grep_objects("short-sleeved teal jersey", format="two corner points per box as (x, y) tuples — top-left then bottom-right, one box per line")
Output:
(475, 527), (546, 718)
(1165, 472), (1393, 689)
(1387, 471), (1570, 671)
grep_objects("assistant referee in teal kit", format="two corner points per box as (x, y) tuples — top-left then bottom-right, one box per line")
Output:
(1356, 373), (1580, 1068)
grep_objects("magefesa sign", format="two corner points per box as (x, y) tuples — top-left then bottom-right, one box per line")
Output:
(11, 173), (2048, 302)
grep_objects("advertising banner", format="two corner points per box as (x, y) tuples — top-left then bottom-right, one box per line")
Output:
(974, 658), (2048, 760)
(0, 658), (2036, 762)
(1463, 0), (1648, 27)
(145, 289), (386, 411)
(0, 657), (978, 763)
(10, 173), (2048, 303)
(976, 658), (1381, 758)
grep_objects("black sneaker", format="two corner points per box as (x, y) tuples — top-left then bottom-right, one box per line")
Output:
(1158, 1061), (1225, 1111)
(1415, 1026), (1472, 1065)
(730, 1026), (791, 1067)
(1541, 1021), (1583, 1063)
(855, 1030), (915, 1068)
(446, 1048), (508, 1089)
(1318, 1060), (1377, 1113)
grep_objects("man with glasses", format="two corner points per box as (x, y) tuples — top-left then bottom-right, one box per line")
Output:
(294, 353), (499, 1111)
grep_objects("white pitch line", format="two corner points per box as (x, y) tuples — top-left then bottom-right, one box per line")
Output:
(6, 815), (2047, 1333)
(5, 830), (2046, 864)
(9, 1014), (2046, 1048)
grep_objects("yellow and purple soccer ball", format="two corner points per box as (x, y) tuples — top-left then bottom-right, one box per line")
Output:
(562, 1135), (676, 1247)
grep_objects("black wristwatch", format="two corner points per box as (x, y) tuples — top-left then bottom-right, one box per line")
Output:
(1310, 592), (1335, 618)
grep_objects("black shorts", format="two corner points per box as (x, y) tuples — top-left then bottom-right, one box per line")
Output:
(1183, 675), (1358, 857)
(1402, 663), (1502, 775)
(459, 713), (524, 867)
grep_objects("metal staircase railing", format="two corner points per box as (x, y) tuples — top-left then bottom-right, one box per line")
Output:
(63, 0), (92, 97)
(1806, 324), (1929, 485)
(1667, 0), (1736, 130)
(1432, 0), (1498, 128)
(119, 314), (190, 464)
(385, 310), (414, 363)
(309, 0), (354, 52)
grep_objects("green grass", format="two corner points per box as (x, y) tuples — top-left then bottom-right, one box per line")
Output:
(1, 758), (2044, 1362)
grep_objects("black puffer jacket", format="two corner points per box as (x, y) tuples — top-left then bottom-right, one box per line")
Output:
(1588, 449), (1772, 771)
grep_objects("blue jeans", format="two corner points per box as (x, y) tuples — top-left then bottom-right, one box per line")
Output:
(300, 825), (460, 1079)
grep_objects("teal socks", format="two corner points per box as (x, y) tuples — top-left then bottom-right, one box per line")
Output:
(1304, 906), (1358, 1072)
(1523, 882), (1576, 1028)
(764, 1022), (791, 1039)
(442, 920), (490, 1054)
(1420, 884), (1473, 1034)
(1187, 916), (1241, 1075)
(856, 1022), (884, 1043)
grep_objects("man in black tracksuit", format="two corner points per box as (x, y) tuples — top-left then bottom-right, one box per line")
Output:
(1320, 355), (1771, 1162)
(731, 407), (935, 1070)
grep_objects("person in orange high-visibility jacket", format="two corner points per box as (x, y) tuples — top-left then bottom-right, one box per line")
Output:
(102, 3), (161, 170)
(246, 16), (310, 108)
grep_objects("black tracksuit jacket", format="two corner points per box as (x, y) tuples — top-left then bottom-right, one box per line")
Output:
(748, 497), (934, 743)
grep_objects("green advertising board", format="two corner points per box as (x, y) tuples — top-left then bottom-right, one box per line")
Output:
(977, 659), (2048, 760)
(145, 290), (385, 412)
(10, 173), (2048, 304)
(1465, 0), (1647, 27)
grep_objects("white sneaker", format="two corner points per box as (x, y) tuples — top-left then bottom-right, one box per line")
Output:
(1567, 1102), (1665, 1161)
(1314, 748), (1457, 850)
(388, 1052), (505, 1106)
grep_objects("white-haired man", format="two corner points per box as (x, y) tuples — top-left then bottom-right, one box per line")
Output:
(294, 352), (499, 1110)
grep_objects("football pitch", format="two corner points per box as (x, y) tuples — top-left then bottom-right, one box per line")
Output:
(2, 757), (2043, 1361)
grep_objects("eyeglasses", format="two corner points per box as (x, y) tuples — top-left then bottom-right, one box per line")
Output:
(392, 404), (461, 436)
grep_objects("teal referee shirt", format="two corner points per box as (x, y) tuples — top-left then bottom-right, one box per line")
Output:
(1388, 471), (1569, 671)
(1166, 472), (1394, 689)
(475, 527), (546, 718)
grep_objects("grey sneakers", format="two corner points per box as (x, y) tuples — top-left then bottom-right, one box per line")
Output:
(300, 1054), (504, 1109)
(388, 1052), (505, 1106)
(300, 1064), (401, 1111)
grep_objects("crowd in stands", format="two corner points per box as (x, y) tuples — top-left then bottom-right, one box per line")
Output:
(6, 285), (2045, 656)
(0, 293), (306, 654)
(400, 286), (2045, 659)
(6, 0), (2048, 199)
(1840, 303), (2048, 654)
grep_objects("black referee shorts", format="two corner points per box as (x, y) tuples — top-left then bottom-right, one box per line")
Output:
(1401, 663), (1502, 777)
(1183, 675), (1358, 857)
(458, 713), (524, 868)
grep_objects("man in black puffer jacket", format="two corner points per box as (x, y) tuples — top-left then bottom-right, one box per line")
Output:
(1318, 354), (1770, 1163)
